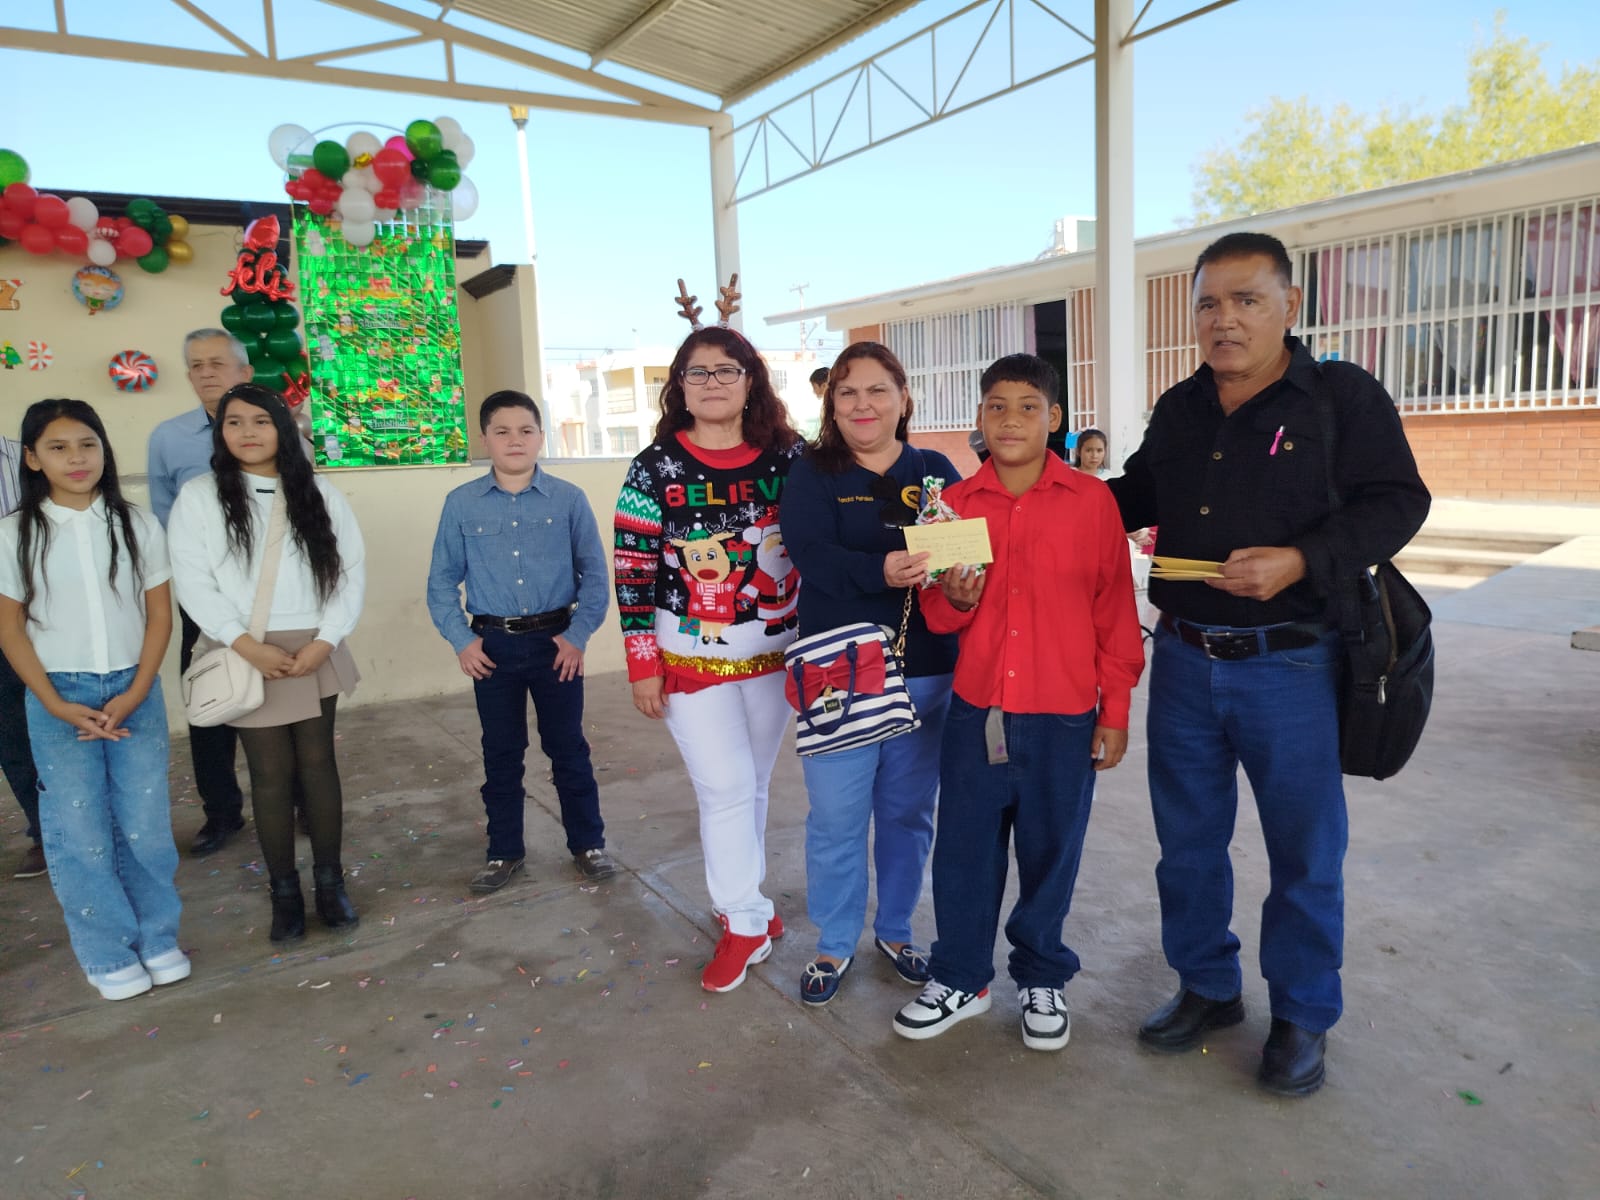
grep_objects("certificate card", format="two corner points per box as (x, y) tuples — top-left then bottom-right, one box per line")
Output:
(903, 518), (994, 571)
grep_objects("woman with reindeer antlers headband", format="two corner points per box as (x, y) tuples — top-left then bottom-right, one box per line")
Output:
(614, 276), (805, 994)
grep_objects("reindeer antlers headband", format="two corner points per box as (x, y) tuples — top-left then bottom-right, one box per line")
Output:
(674, 274), (741, 330)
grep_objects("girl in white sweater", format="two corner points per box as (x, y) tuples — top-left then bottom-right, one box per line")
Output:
(168, 385), (365, 944)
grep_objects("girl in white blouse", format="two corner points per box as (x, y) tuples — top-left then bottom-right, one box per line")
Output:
(168, 385), (366, 944)
(0, 399), (187, 1001)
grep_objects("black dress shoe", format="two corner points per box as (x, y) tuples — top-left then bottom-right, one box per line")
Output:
(190, 816), (246, 858)
(1258, 1017), (1326, 1096)
(1137, 988), (1246, 1053)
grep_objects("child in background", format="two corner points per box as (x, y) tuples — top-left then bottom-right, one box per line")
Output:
(894, 355), (1144, 1050)
(0, 399), (187, 1001)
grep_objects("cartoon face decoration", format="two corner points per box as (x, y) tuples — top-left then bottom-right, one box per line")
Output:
(73, 265), (124, 315)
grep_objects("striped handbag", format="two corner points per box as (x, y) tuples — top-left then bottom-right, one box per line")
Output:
(783, 591), (920, 756)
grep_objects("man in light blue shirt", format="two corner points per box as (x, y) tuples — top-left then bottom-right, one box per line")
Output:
(147, 329), (252, 856)
(427, 390), (612, 894)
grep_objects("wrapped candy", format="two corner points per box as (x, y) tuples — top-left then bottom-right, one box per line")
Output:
(916, 475), (983, 585)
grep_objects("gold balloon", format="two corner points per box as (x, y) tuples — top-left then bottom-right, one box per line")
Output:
(168, 214), (189, 239)
(166, 239), (194, 264)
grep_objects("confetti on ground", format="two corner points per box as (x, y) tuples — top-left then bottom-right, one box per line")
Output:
(349, 1073), (370, 1087)
(75, 1089), (92, 1101)
(191, 1110), (209, 1121)
(310, 981), (332, 990)
(66, 1162), (88, 1179)
(247, 1109), (262, 1120)
(697, 1062), (712, 1069)
(146, 1027), (159, 1038)
(557, 1060), (569, 1070)
(1458, 1090), (1483, 1106)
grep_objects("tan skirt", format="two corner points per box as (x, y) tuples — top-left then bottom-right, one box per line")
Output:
(205, 628), (360, 728)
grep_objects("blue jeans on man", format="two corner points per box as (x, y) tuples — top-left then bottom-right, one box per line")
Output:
(927, 696), (1099, 994)
(26, 670), (182, 979)
(801, 673), (952, 960)
(473, 626), (605, 862)
(1146, 623), (1346, 1032)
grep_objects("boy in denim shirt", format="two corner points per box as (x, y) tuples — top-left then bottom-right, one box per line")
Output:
(427, 391), (613, 893)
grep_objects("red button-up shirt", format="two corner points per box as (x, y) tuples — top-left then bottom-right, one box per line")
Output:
(919, 455), (1145, 728)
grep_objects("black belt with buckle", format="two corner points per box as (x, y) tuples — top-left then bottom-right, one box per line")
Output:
(1162, 616), (1330, 661)
(471, 608), (572, 636)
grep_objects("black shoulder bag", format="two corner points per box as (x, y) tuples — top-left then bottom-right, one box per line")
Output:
(1312, 383), (1435, 780)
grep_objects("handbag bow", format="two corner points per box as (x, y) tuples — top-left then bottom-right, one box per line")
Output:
(785, 639), (887, 709)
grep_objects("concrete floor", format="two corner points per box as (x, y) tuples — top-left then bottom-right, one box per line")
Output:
(2, 551), (1597, 1199)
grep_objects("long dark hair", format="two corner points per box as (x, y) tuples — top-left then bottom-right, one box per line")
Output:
(13, 399), (144, 625)
(808, 341), (915, 475)
(1073, 427), (1108, 468)
(211, 384), (342, 603)
(653, 327), (801, 455)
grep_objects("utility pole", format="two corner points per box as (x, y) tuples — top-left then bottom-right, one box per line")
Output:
(509, 105), (548, 416)
(790, 282), (812, 352)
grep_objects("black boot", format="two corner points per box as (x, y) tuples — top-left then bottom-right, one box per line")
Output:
(312, 864), (359, 930)
(269, 873), (306, 944)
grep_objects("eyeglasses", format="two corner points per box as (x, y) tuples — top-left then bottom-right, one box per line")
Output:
(870, 474), (917, 527)
(682, 366), (747, 386)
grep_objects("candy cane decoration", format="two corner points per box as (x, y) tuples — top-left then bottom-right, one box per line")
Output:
(26, 340), (51, 371)
(108, 349), (159, 392)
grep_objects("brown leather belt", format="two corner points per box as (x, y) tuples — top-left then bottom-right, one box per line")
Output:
(1161, 616), (1330, 661)
(471, 608), (572, 635)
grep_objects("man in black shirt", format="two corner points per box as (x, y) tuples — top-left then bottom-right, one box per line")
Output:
(1107, 232), (1429, 1096)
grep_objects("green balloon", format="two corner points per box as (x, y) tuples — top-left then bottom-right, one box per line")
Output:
(0, 149), (28, 186)
(220, 306), (248, 335)
(427, 159), (461, 191)
(231, 283), (256, 305)
(312, 140), (350, 180)
(247, 335), (272, 364)
(405, 119), (443, 160)
(266, 328), (303, 360)
(253, 364), (286, 389)
(137, 247), (170, 273)
(242, 302), (277, 334)
(409, 156), (432, 182)
(274, 305), (301, 331)
(152, 213), (173, 243)
(126, 198), (156, 220)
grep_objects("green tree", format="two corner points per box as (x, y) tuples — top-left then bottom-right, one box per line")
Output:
(1188, 14), (1600, 224)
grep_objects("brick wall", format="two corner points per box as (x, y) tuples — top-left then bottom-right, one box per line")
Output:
(847, 324), (884, 345)
(909, 430), (981, 479)
(1403, 409), (1600, 502)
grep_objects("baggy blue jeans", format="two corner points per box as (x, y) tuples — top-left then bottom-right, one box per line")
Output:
(927, 696), (1099, 994)
(1146, 622), (1347, 1032)
(801, 672), (953, 959)
(26, 670), (182, 980)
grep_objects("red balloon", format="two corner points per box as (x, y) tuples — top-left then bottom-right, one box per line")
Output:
(20, 223), (55, 254)
(301, 168), (329, 190)
(374, 187), (401, 209)
(372, 148), (411, 188)
(308, 196), (335, 216)
(96, 215), (117, 233)
(2, 183), (38, 218)
(117, 226), (154, 257)
(33, 195), (69, 228)
(0, 210), (23, 239)
(53, 224), (88, 254)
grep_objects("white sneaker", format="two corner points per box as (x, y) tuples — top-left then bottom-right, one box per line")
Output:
(1019, 986), (1071, 1051)
(92, 962), (153, 1001)
(142, 947), (192, 986)
(893, 979), (991, 1040)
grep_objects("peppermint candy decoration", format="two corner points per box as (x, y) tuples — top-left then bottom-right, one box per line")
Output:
(26, 340), (52, 371)
(108, 349), (159, 392)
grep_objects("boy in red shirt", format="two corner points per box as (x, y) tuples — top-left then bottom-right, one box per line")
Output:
(894, 354), (1145, 1050)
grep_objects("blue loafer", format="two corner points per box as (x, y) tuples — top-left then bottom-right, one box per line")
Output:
(874, 937), (932, 984)
(800, 957), (852, 1006)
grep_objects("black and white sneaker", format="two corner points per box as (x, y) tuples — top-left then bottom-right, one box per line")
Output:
(893, 979), (991, 1040)
(1019, 986), (1070, 1051)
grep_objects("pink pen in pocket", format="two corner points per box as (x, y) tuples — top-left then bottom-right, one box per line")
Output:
(1269, 425), (1285, 456)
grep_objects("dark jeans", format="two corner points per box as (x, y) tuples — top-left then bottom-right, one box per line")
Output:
(473, 627), (605, 862)
(180, 607), (245, 824)
(0, 649), (41, 843)
(927, 697), (1099, 994)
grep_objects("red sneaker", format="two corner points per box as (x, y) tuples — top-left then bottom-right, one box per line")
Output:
(767, 913), (784, 940)
(702, 918), (772, 993)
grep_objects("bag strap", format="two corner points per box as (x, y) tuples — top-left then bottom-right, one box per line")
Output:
(246, 486), (289, 642)
(891, 445), (930, 661)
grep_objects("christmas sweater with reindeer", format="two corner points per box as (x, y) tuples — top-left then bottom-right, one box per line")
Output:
(614, 431), (802, 691)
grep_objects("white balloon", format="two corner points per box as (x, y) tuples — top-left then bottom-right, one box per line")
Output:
(374, 208), (397, 224)
(344, 165), (380, 195)
(450, 176), (479, 221)
(66, 196), (99, 232)
(452, 133), (475, 168)
(268, 123), (312, 170)
(434, 116), (464, 144)
(87, 237), (116, 267)
(338, 186), (375, 221)
(345, 131), (382, 161)
(342, 218), (376, 248)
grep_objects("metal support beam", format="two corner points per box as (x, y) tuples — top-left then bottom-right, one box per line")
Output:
(590, 0), (688, 68)
(708, 114), (743, 332)
(1093, 0), (1146, 468)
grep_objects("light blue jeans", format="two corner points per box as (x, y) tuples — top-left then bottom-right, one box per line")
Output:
(802, 672), (953, 960)
(26, 670), (182, 980)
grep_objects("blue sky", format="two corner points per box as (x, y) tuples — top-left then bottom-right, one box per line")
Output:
(3, 0), (1597, 359)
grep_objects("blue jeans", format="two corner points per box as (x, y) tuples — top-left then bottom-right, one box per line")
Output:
(1146, 622), (1346, 1032)
(26, 670), (182, 979)
(474, 627), (604, 861)
(927, 697), (1099, 994)
(0, 648), (41, 842)
(802, 672), (953, 959)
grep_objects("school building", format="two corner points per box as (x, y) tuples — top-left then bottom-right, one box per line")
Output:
(770, 144), (1600, 502)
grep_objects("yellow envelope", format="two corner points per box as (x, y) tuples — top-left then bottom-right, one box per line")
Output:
(1152, 555), (1225, 572)
(1149, 569), (1222, 581)
(903, 518), (994, 571)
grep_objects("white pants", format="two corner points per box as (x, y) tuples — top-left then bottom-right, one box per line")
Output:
(663, 673), (790, 937)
